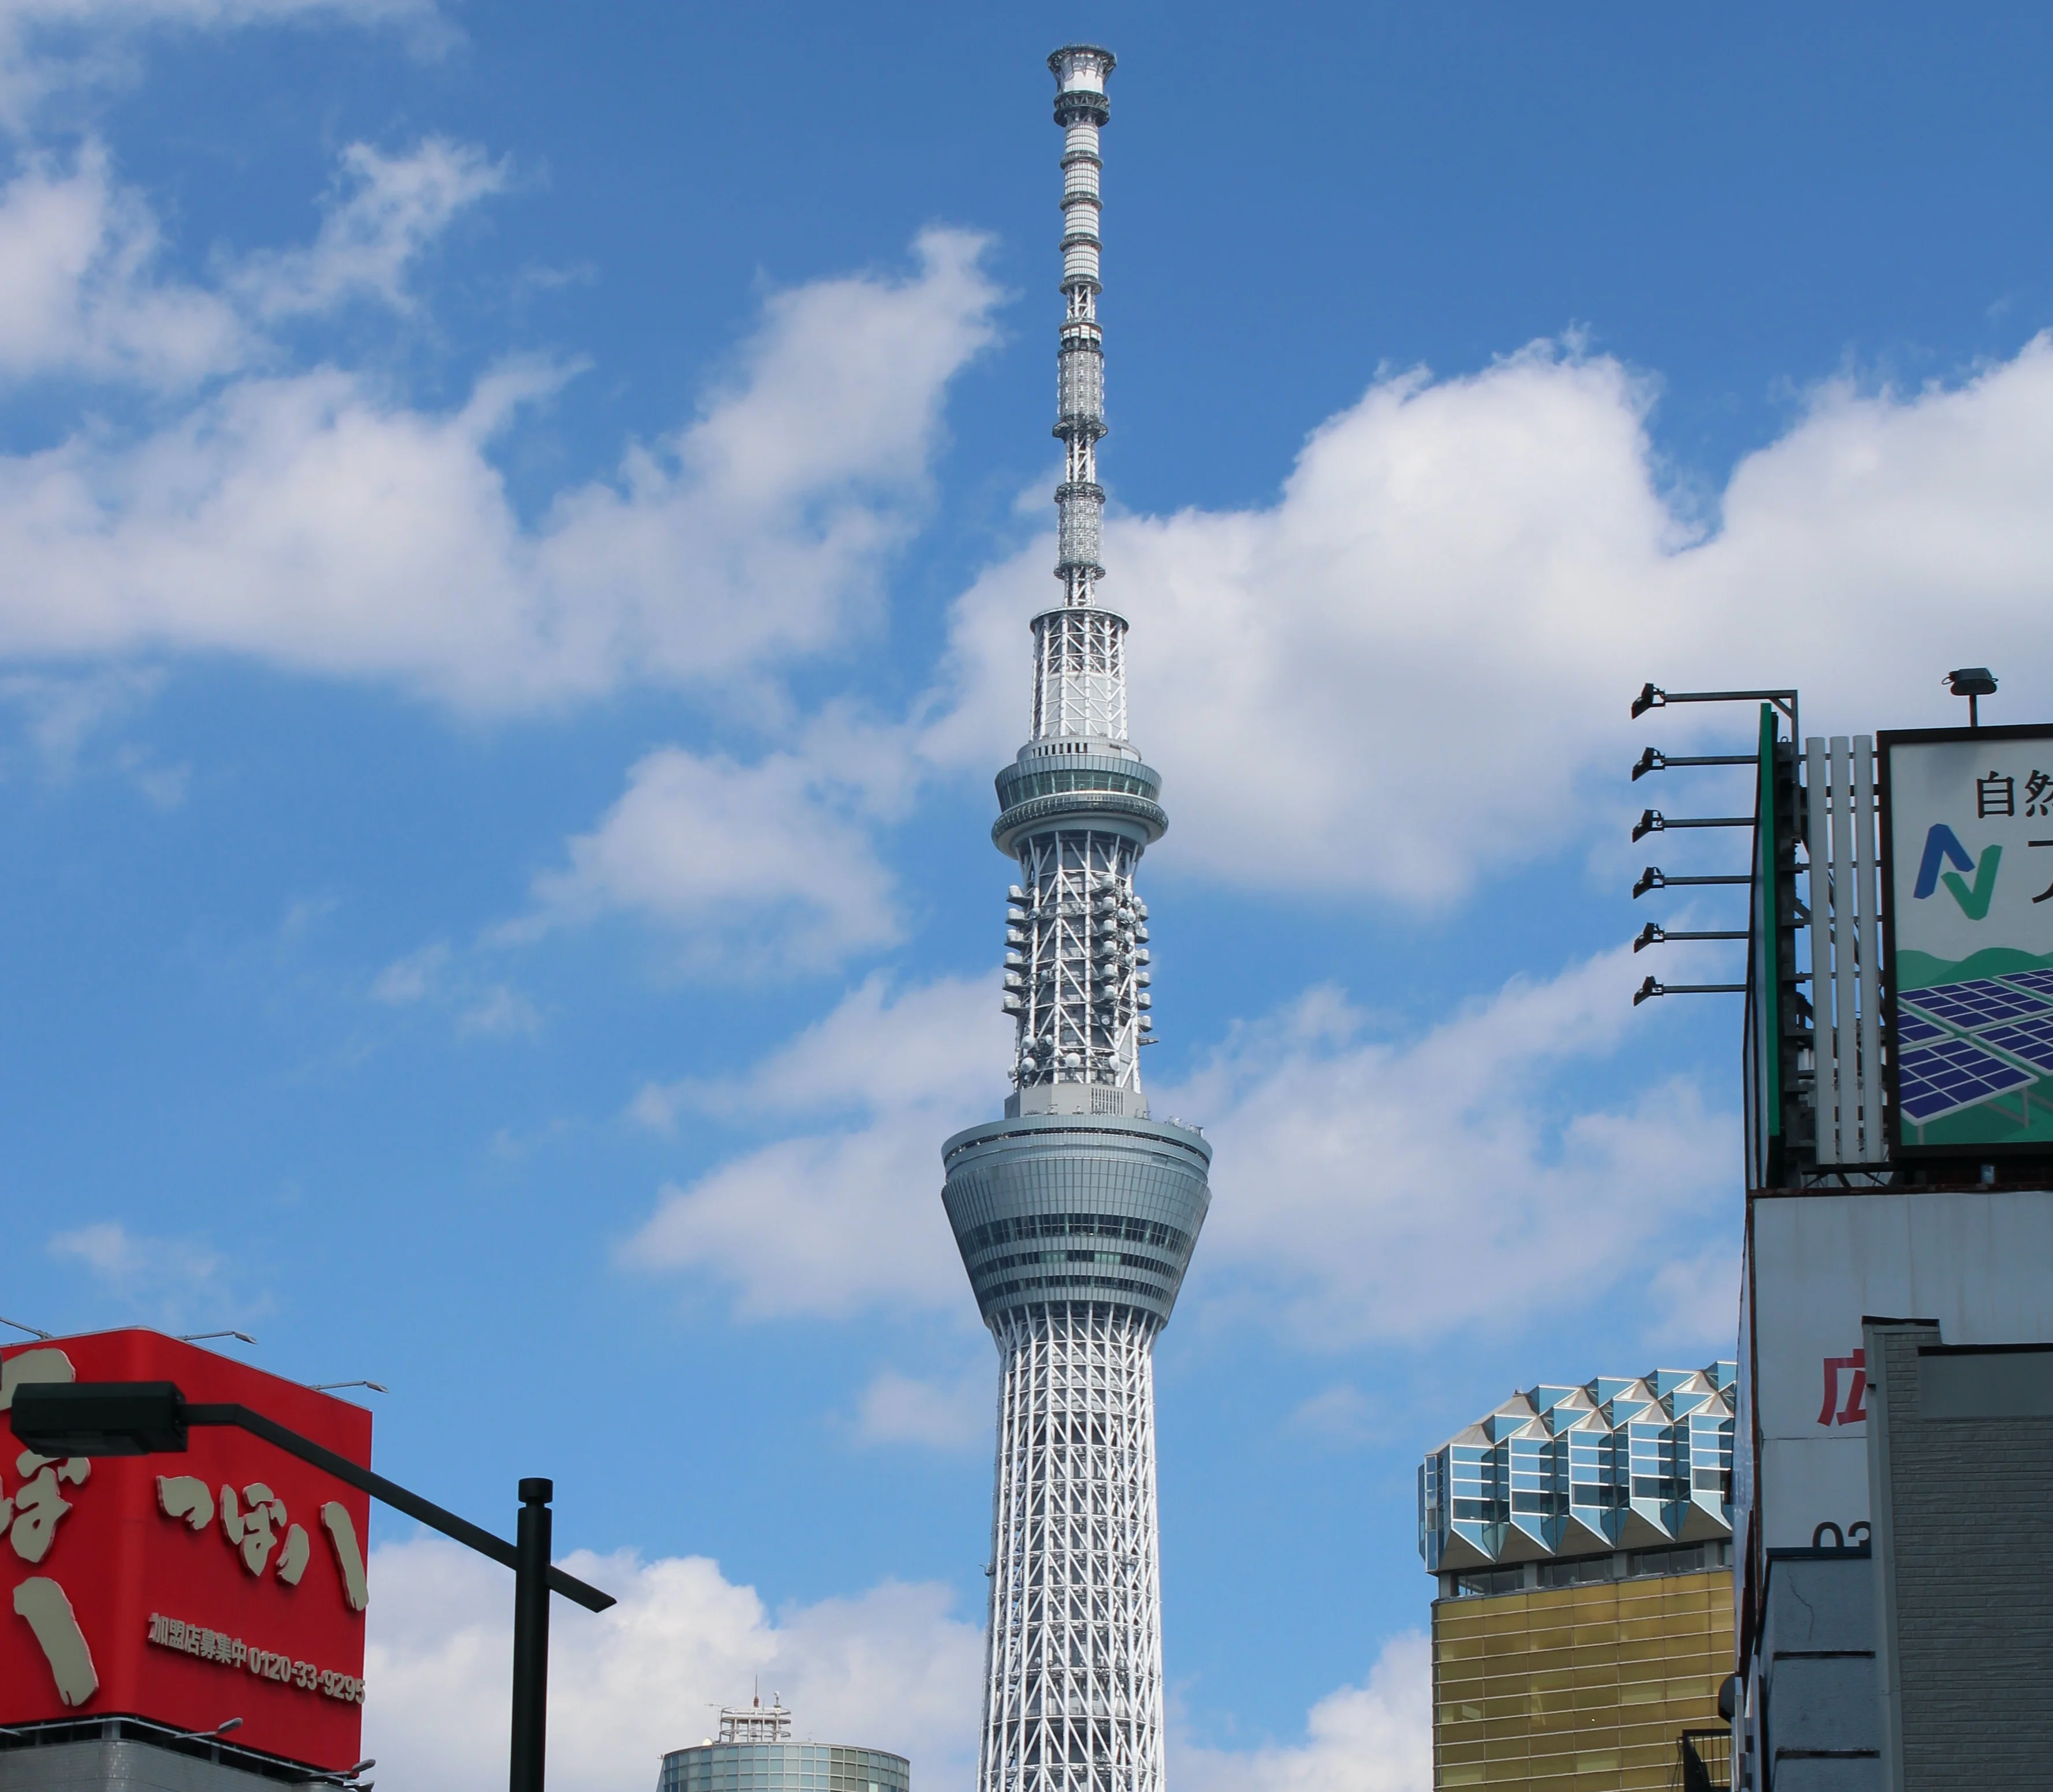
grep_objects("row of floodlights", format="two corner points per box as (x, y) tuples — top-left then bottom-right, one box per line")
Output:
(1626, 683), (1796, 1007)
(1624, 670), (1998, 1008)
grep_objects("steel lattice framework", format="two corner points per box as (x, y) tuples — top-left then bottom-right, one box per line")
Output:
(941, 47), (1212, 1792)
(982, 1306), (1164, 1792)
(992, 44), (1165, 1103)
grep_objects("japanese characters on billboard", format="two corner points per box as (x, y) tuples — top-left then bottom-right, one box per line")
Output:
(0, 1330), (371, 1771)
(1880, 723), (2053, 1154)
(1737, 1189), (2053, 1589)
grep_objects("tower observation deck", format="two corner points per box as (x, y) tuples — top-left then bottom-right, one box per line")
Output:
(941, 46), (1212, 1792)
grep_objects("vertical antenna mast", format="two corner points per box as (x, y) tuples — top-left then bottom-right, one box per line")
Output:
(1053, 46), (1109, 613)
(1033, 46), (1127, 745)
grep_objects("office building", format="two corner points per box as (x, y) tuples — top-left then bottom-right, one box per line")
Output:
(1419, 1365), (1737, 1789)
(657, 1701), (908, 1792)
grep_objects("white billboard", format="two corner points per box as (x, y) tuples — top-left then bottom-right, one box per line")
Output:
(1880, 725), (2053, 1154)
(1739, 1189), (2053, 1558)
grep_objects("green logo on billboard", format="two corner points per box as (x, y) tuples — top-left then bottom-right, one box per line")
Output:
(1912, 824), (2002, 920)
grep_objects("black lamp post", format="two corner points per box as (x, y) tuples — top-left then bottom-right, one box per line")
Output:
(1945, 666), (1998, 728)
(8, 1381), (612, 1792)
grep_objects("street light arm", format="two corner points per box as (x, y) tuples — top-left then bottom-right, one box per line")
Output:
(184, 1403), (616, 1614)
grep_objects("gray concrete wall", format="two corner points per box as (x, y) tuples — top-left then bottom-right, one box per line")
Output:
(1752, 1551), (1881, 1792)
(1866, 1319), (2053, 1792)
(0, 1737), (322, 1792)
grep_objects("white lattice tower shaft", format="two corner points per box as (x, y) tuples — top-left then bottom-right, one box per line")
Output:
(982, 1305), (1164, 1792)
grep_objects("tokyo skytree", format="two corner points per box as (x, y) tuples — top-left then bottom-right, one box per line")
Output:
(941, 45), (1213, 1792)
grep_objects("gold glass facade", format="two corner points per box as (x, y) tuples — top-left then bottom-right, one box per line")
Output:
(1432, 1569), (1732, 1790)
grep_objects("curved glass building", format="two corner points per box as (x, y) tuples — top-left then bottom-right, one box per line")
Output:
(940, 45), (1212, 1792)
(657, 1704), (907, 1792)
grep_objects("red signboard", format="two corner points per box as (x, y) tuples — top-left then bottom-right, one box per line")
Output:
(0, 1329), (371, 1770)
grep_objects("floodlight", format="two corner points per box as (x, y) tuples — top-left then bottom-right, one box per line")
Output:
(1944, 666), (1997, 727)
(1633, 923), (1665, 953)
(1632, 810), (1665, 843)
(1631, 683), (1667, 720)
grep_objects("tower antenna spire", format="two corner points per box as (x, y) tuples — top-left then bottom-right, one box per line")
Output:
(942, 48), (1213, 1792)
(1052, 42), (1109, 614)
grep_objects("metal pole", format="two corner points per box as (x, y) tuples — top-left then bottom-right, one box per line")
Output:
(178, 1400), (612, 1610)
(510, 1478), (553, 1792)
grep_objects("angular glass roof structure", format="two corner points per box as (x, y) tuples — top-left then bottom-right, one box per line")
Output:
(1418, 1361), (1737, 1574)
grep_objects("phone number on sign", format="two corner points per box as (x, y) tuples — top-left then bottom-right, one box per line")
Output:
(146, 1612), (366, 1704)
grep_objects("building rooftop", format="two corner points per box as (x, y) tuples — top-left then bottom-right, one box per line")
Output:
(1418, 1360), (1737, 1574)
(717, 1701), (791, 1746)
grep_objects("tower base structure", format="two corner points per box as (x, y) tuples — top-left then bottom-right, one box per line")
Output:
(944, 1115), (1210, 1792)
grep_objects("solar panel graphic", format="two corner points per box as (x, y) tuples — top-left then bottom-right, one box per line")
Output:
(1893, 1008), (1949, 1046)
(1979, 1015), (2053, 1076)
(1895, 1037), (2033, 1124)
(1999, 967), (2053, 1000)
(1899, 978), (2053, 1029)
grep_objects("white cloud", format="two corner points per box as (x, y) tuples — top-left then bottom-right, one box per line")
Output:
(111, 737), (184, 805)
(624, 951), (1727, 1339)
(366, 1538), (1435, 1792)
(1176, 1634), (1431, 1792)
(363, 1537), (983, 1792)
(520, 748), (900, 972)
(852, 1364), (991, 1451)
(0, 0), (439, 125)
(1163, 945), (1732, 1348)
(0, 662), (160, 774)
(1284, 1384), (1383, 1447)
(0, 0), (426, 38)
(634, 971), (1005, 1126)
(0, 133), (497, 389)
(1642, 1241), (1741, 1355)
(0, 226), (998, 706)
(46, 1217), (258, 1325)
(622, 974), (1006, 1318)
(456, 982), (541, 1039)
(233, 137), (506, 318)
(367, 940), (540, 1040)
(0, 143), (240, 382)
(922, 336), (2053, 903)
(370, 939), (448, 1004)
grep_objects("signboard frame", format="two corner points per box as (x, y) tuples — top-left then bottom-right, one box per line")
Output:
(1744, 706), (1779, 1190)
(0, 1330), (371, 1770)
(1879, 721), (2053, 1160)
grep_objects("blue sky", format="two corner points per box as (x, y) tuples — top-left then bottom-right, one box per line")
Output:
(5, 3), (2053, 1786)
